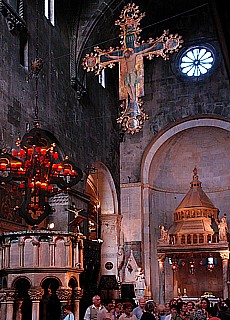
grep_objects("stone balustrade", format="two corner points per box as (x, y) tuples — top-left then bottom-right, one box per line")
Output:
(169, 233), (219, 245)
(0, 230), (84, 270)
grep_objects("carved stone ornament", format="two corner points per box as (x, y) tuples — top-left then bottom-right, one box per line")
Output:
(0, 290), (16, 302)
(56, 288), (72, 301)
(157, 253), (166, 262)
(220, 251), (229, 260)
(28, 288), (44, 301)
(73, 288), (83, 300)
(0, 0), (26, 32)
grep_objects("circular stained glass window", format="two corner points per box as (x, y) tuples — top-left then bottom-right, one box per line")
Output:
(179, 46), (215, 78)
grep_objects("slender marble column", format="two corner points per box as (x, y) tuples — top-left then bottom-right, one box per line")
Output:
(56, 288), (72, 318)
(73, 288), (83, 320)
(5, 290), (16, 320)
(28, 288), (44, 320)
(220, 251), (229, 299)
(157, 254), (165, 304)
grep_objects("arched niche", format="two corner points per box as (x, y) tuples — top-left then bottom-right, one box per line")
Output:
(13, 277), (32, 320)
(40, 277), (62, 320)
(85, 162), (119, 239)
(141, 117), (230, 301)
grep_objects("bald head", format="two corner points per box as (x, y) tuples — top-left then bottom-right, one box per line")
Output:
(92, 295), (101, 308)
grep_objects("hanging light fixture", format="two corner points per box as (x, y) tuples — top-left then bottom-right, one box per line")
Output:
(189, 258), (195, 275)
(207, 256), (215, 272)
(0, 125), (83, 226)
(0, 0), (83, 226)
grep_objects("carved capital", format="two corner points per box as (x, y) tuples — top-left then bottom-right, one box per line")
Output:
(0, 290), (17, 302)
(56, 288), (72, 301)
(157, 253), (166, 263)
(73, 288), (83, 300)
(28, 288), (44, 301)
(220, 251), (229, 260)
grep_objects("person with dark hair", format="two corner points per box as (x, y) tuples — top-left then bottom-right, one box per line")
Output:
(173, 302), (189, 320)
(112, 303), (123, 320)
(140, 301), (156, 320)
(201, 298), (210, 313)
(165, 304), (178, 320)
(119, 302), (137, 320)
(193, 300), (209, 320)
(63, 305), (75, 320)
(187, 302), (195, 317)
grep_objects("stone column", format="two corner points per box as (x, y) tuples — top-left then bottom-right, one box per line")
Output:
(32, 239), (39, 267)
(73, 288), (83, 320)
(19, 239), (24, 267)
(79, 239), (84, 268)
(157, 254), (165, 304)
(100, 214), (120, 277)
(220, 251), (229, 299)
(0, 290), (15, 320)
(15, 299), (23, 320)
(56, 288), (72, 319)
(5, 290), (16, 320)
(142, 185), (152, 300)
(49, 241), (55, 266)
(28, 288), (44, 320)
(65, 240), (71, 267)
(4, 244), (10, 268)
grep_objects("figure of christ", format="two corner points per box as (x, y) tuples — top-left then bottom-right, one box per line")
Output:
(82, 3), (183, 133)
(104, 40), (168, 110)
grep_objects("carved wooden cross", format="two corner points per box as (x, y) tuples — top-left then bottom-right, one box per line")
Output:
(82, 3), (183, 134)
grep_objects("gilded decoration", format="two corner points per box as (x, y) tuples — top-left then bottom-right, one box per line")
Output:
(82, 3), (183, 134)
(220, 251), (229, 260)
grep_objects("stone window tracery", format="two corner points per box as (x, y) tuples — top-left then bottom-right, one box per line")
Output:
(178, 45), (215, 79)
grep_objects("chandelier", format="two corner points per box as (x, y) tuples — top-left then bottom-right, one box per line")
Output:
(0, 43), (83, 226)
(0, 123), (83, 226)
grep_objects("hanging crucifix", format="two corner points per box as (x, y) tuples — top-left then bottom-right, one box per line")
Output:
(82, 3), (183, 134)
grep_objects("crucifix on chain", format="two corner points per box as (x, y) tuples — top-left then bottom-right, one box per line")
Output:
(82, 3), (183, 134)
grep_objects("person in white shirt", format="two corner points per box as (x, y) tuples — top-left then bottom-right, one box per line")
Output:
(84, 295), (107, 320)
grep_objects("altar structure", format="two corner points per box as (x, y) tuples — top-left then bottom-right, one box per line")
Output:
(157, 168), (229, 303)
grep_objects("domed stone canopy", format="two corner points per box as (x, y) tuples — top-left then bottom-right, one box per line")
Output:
(169, 168), (219, 239)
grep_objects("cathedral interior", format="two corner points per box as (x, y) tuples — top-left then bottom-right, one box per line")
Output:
(1, 0), (230, 319)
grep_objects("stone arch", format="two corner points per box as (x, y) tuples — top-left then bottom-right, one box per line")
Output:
(12, 276), (32, 290)
(68, 277), (78, 289)
(40, 276), (62, 289)
(141, 117), (230, 301)
(13, 277), (32, 320)
(84, 162), (120, 301)
(86, 161), (119, 239)
(40, 277), (62, 320)
(87, 162), (118, 215)
(142, 117), (230, 184)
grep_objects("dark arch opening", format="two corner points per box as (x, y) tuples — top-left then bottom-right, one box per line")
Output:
(14, 277), (32, 320)
(40, 278), (61, 320)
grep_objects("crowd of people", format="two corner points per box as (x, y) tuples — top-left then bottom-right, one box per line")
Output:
(81, 296), (230, 320)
